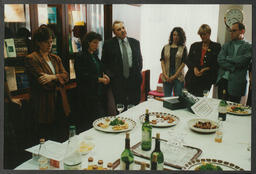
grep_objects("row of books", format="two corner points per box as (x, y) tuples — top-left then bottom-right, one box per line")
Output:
(5, 66), (30, 92)
(4, 38), (29, 58)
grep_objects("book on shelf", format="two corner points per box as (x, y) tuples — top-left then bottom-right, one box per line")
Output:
(5, 38), (16, 57)
(14, 38), (28, 57)
(16, 72), (30, 90)
(4, 41), (7, 58)
(69, 59), (76, 79)
(5, 66), (17, 91)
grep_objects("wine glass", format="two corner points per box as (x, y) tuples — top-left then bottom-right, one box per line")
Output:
(203, 90), (209, 98)
(116, 104), (124, 115)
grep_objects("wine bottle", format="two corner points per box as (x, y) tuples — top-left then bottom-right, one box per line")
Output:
(218, 90), (227, 121)
(141, 109), (152, 151)
(151, 153), (157, 170)
(38, 138), (50, 170)
(120, 133), (134, 170)
(150, 133), (164, 170)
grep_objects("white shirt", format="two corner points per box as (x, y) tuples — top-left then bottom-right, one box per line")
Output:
(46, 60), (56, 75)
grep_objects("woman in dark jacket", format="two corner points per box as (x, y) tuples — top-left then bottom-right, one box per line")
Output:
(75, 32), (110, 132)
(185, 24), (221, 97)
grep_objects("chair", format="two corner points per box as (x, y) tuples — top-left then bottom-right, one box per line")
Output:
(140, 69), (150, 102)
(148, 73), (164, 98)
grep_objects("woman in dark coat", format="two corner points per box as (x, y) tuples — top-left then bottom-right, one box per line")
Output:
(25, 26), (70, 142)
(74, 32), (110, 132)
(185, 24), (221, 97)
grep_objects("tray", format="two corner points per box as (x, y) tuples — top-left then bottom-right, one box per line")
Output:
(131, 138), (202, 169)
(112, 158), (172, 170)
(139, 112), (180, 127)
(182, 158), (244, 171)
(93, 116), (136, 133)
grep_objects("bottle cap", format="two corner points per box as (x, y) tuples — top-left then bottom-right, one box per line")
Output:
(88, 157), (93, 162)
(107, 162), (113, 168)
(146, 109), (149, 114)
(156, 133), (160, 139)
(98, 160), (103, 165)
(126, 132), (130, 139)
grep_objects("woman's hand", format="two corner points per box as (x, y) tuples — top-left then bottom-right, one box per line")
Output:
(199, 67), (210, 74)
(194, 67), (202, 77)
(11, 98), (22, 108)
(167, 75), (176, 83)
(103, 73), (110, 85)
(38, 73), (57, 85)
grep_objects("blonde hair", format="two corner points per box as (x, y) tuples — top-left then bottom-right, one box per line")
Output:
(198, 24), (211, 35)
(112, 20), (124, 32)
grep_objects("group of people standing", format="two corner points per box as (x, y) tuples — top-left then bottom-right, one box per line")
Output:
(161, 22), (252, 105)
(23, 20), (251, 142)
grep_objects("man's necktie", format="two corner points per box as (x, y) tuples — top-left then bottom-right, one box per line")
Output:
(121, 40), (129, 78)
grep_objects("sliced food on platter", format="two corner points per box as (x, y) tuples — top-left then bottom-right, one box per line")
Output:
(227, 102), (251, 115)
(139, 112), (179, 127)
(93, 116), (136, 133)
(188, 118), (218, 133)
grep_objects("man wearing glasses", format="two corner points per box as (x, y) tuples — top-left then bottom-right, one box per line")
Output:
(216, 22), (252, 103)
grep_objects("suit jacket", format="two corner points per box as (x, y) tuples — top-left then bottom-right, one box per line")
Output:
(74, 50), (106, 101)
(25, 52), (70, 124)
(185, 41), (221, 87)
(101, 37), (143, 95)
(216, 39), (252, 96)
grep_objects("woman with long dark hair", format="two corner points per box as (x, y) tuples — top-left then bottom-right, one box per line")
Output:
(160, 27), (187, 96)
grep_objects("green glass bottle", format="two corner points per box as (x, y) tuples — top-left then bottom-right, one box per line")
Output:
(151, 153), (157, 170)
(141, 109), (152, 151)
(150, 133), (164, 170)
(120, 133), (134, 170)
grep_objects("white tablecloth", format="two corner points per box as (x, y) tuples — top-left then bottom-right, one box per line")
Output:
(15, 98), (251, 170)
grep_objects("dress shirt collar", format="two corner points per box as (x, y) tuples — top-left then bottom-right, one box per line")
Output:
(117, 37), (128, 44)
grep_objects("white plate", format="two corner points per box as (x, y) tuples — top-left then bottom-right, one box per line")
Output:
(188, 118), (218, 133)
(93, 116), (136, 133)
(227, 102), (251, 116)
(182, 158), (244, 171)
(139, 112), (179, 127)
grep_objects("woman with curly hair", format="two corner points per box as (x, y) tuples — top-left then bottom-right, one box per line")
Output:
(160, 27), (188, 96)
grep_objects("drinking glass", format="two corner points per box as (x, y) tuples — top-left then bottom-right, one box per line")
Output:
(203, 90), (209, 98)
(116, 104), (124, 114)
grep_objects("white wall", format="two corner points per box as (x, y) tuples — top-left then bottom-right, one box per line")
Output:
(113, 5), (141, 41)
(140, 5), (219, 90)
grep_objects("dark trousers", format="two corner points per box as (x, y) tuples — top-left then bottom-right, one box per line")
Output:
(217, 79), (241, 103)
(112, 76), (141, 111)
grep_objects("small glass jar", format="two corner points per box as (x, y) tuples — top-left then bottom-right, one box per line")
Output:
(107, 162), (113, 170)
(215, 118), (223, 143)
(98, 160), (103, 170)
(87, 157), (94, 170)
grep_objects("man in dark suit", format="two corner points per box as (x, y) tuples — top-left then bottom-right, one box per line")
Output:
(101, 21), (143, 109)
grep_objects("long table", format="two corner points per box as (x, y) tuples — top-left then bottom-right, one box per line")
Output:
(15, 97), (251, 170)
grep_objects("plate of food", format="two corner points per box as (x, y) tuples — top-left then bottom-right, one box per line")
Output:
(188, 118), (218, 133)
(139, 112), (179, 127)
(93, 116), (136, 133)
(227, 102), (251, 116)
(182, 158), (244, 171)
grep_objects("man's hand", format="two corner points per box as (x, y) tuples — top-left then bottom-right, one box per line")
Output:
(167, 75), (176, 83)
(38, 73), (56, 85)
